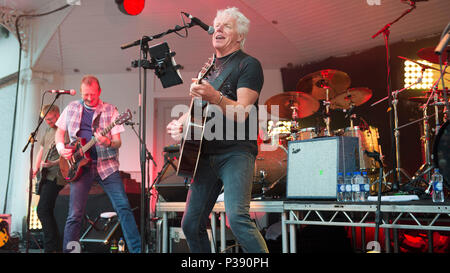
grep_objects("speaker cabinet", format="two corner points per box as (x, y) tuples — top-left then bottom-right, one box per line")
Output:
(287, 136), (359, 199)
(155, 158), (190, 202)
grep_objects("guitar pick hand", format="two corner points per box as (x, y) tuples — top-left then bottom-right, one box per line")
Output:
(94, 132), (111, 147)
(190, 78), (222, 104)
(167, 119), (183, 142)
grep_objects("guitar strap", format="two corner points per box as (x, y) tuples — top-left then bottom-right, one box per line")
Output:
(209, 50), (247, 93)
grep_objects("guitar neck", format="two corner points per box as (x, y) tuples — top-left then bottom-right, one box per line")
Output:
(82, 121), (116, 153)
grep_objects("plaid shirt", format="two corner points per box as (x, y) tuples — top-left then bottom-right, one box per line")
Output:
(56, 99), (124, 180)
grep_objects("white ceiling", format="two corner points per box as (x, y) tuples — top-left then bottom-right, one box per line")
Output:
(1, 0), (449, 75)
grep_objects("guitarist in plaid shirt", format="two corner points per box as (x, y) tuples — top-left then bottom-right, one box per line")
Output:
(55, 75), (141, 253)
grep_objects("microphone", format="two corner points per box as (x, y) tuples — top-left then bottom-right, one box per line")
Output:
(182, 12), (214, 35)
(46, 89), (76, 95)
(124, 121), (138, 126)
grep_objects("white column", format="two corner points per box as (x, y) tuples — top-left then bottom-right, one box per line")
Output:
(5, 69), (54, 233)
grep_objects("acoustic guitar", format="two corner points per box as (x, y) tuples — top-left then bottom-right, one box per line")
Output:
(177, 57), (215, 178)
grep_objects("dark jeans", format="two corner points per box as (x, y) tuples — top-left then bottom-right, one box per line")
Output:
(62, 165), (141, 253)
(36, 179), (64, 253)
(181, 150), (269, 253)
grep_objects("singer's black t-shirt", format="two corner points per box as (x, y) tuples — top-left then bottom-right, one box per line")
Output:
(201, 49), (264, 157)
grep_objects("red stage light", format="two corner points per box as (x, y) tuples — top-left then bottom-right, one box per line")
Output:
(115, 0), (145, 16)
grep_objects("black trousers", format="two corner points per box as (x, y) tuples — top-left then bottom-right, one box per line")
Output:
(36, 179), (64, 253)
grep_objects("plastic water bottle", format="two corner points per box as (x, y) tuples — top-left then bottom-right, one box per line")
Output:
(344, 172), (353, 202)
(352, 172), (364, 202)
(118, 237), (126, 253)
(431, 169), (444, 203)
(337, 172), (345, 202)
(361, 171), (370, 201)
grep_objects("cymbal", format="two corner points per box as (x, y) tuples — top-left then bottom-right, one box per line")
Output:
(417, 47), (449, 65)
(296, 69), (351, 100)
(265, 91), (319, 119)
(398, 56), (441, 72)
(330, 87), (372, 109)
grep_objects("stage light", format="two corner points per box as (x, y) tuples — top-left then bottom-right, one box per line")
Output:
(403, 59), (435, 89)
(115, 0), (145, 16)
(29, 206), (42, 231)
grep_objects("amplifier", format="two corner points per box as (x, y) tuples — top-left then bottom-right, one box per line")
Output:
(286, 136), (359, 199)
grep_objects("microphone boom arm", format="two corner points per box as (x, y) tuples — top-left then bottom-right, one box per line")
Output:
(121, 22), (197, 50)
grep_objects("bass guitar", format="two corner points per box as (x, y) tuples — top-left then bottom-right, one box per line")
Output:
(177, 57), (215, 178)
(59, 109), (132, 182)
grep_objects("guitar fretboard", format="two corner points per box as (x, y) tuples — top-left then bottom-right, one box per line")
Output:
(81, 121), (117, 153)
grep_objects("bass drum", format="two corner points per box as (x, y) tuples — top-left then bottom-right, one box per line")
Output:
(253, 144), (287, 198)
(433, 121), (449, 187)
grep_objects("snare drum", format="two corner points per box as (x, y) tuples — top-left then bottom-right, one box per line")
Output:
(344, 126), (381, 170)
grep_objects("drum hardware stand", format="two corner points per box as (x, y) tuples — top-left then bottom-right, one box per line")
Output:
(289, 103), (300, 140)
(323, 87), (332, 136)
(371, 1), (418, 192)
(316, 79), (332, 136)
(371, 70), (425, 192)
(384, 89), (412, 187)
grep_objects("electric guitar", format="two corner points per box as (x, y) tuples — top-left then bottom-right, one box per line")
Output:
(177, 57), (215, 178)
(34, 143), (55, 195)
(59, 109), (132, 182)
(0, 219), (9, 248)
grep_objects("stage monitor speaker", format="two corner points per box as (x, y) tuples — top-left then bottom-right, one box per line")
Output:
(80, 215), (121, 245)
(155, 158), (190, 202)
(287, 136), (359, 199)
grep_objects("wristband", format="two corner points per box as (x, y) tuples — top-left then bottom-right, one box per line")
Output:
(56, 142), (65, 154)
(216, 92), (223, 105)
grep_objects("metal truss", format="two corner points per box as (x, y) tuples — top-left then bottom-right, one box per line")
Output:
(284, 202), (450, 231)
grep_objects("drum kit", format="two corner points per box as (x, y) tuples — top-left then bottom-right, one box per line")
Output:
(253, 46), (450, 199)
(253, 69), (379, 198)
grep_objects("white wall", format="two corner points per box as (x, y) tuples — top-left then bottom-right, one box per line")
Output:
(0, 32), (20, 79)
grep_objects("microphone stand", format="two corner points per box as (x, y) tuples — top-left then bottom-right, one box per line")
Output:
(365, 151), (384, 244)
(371, 3), (417, 192)
(121, 22), (188, 252)
(22, 93), (61, 253)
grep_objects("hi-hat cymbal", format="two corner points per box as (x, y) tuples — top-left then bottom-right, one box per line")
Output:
(330, 87), (372, 109)
(265, 91), (319, 119)
(417, 47), (449, 64)
(296, 69), (351, 100)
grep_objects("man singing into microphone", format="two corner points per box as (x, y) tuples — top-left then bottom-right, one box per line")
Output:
(55, 75), (141, 253)
(167, 7), (268, 253)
